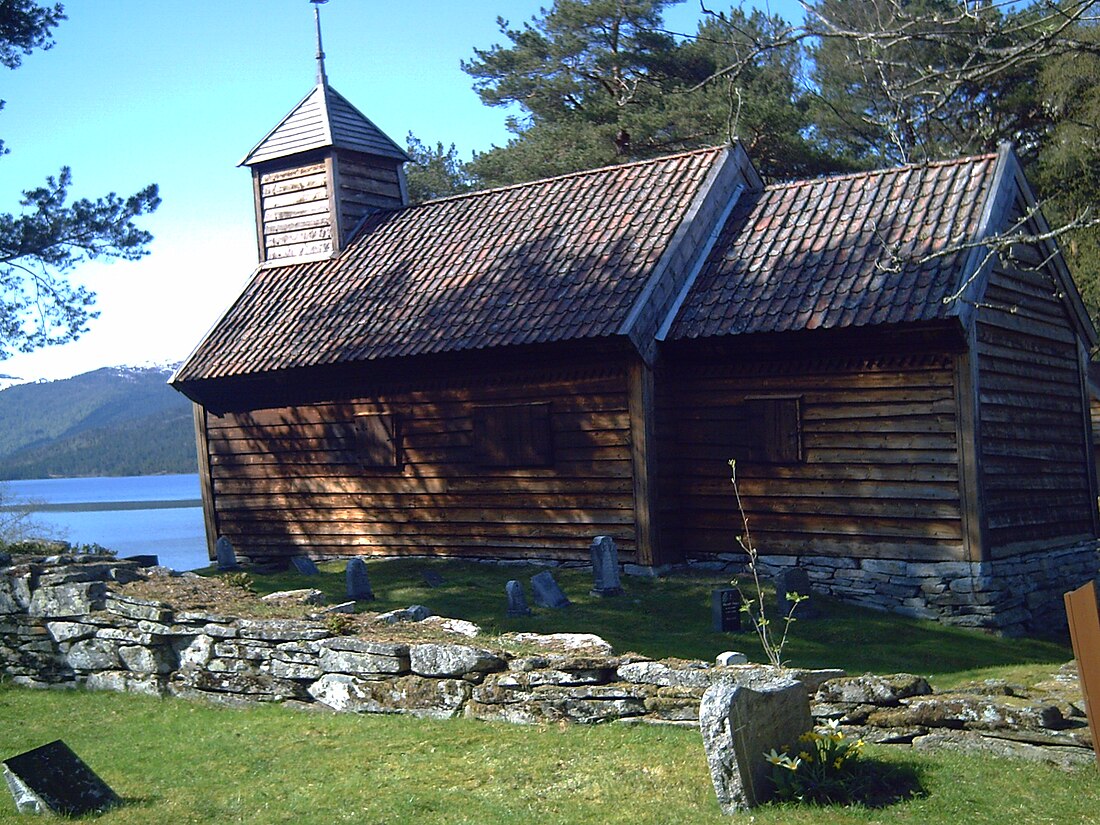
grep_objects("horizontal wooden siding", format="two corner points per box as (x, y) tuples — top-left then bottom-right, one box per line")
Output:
(202, 366), (635, 562)
(975, 247), (1095, 554)
(662, 355), (966, 561)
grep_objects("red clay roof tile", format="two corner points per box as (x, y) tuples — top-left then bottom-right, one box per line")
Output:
(175, 147), (727, 382)
(666, 153), (998, 340)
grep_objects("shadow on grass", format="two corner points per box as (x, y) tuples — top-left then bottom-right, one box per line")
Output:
(846, 758), (926, 808)
(768, 758), (926, 811)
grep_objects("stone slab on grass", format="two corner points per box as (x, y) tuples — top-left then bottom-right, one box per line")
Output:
(2, 740), (120, 816)
(699, 673), (812, 812)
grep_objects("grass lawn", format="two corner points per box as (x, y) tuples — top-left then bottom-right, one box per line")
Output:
(217, 558), (1072, 684)
(0, 686), (1096, 824)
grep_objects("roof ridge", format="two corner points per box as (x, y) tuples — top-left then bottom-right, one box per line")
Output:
(413, 145), (729, 208)
(766, 152), (1000, 193)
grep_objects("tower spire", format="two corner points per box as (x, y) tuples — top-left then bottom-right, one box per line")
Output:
(311, 0), (329, 86)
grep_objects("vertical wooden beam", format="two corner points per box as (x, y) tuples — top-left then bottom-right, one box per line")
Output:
(325, 153), (343, 253)
(629, 360), (666, 567)
(192, 403), (219, 561)
(954, 340), (988, 563)
(250, 169), (267, 264)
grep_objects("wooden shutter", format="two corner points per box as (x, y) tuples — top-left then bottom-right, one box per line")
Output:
(353, 413), (398, 468)
(742, 397), (801, 463)
(473, 403), (552, 467)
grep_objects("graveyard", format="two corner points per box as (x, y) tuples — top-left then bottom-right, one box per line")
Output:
(0, 550), (1097, 823)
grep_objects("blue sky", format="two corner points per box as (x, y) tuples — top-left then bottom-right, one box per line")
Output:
(0, 0), (804, 384)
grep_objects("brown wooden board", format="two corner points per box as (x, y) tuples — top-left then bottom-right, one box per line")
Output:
(202, 359), (637, 563)
(1064, 580), (1100, 766)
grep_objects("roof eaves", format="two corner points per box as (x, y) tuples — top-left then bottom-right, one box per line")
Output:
(655, 183), (745, 342)
(949, 144), (1014, 332)
(1004, 150), (1099, 348)
(169, 263), (269, 396)
(238, 85), (324, 167)
(617, 147), (735, 345)
(324, 85), (410, 162)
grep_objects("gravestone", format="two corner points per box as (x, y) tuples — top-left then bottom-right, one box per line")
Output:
(215, 536), (239, 571)
(699, 675), (812, 812)
(506, 580), (532, 617)
(530, 571), (571, 609)
(346, 558), (374, 601)
(712, 588), (742, 632)
(0, 552), (10, 568)
(589, 535), (624, 597)
(422, 570), (445, 588)
(2, 740), (121, 816)
(291, 556), (320, 576)
(775, 567), (817, 620)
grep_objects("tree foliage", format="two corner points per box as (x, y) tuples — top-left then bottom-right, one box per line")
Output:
(403, 133), (475, 203)
(694, 0), (1100, 328)
(0, 1), (160, 359)
(462, 0), (832, 187)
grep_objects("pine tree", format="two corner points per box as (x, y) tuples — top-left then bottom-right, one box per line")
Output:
(0, 2), (160, 359)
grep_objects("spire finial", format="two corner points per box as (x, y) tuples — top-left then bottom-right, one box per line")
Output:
(311, 0), (329, 86)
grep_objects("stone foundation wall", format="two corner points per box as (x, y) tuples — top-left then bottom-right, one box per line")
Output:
(0, 556), (1093, 766)
(695, 540), (1099, 635)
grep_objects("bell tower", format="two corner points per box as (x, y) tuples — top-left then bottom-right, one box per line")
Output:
(240, 1), (409, 264)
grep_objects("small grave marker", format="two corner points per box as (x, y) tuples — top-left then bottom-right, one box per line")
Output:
(530, 571), (570, 609)
(712, 588), (741, 632)
(215, 536), (239, 571)
(506, 580), (532, 617)
(2, 740), (120, 816)
(346, 558), (374, 601)
(422, 570), (445, 588)
(589, 535), (624, 597)
(775, 567), (817, 620)
(291, 556), (320, 576)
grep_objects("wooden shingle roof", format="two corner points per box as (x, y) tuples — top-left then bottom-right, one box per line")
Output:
(667, 153), (1000, 340)
(175, 147), (730, 384)
(240, 83), (408, 167)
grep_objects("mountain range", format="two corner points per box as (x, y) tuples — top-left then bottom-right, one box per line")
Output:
(0, 366), (197, 480)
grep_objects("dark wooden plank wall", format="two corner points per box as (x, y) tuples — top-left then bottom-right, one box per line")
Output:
(201, 365), (636, 562)
(335, 153), (404, 236)
(662, 355), (966, 562)
(974, 215), (1095, 555)
(257, 161), (333, 261)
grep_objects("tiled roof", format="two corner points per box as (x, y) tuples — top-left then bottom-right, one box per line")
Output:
(667, 153), (999, 340)
(241, 83), (408, 166)
(175, 147), (728, 383)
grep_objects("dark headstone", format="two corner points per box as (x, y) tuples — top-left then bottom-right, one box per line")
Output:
(123, 554), (159, 568)
(775, 567), (817, 620)
(422, 570), (445, 588)
(0, 552), (10, 568)
(291, 555), (320, 576)
(589, 535), (624, 597)
(712, 588), (742, 632)
(345, 558), (374, 601)
(530, 570), (570, 609)
(215, 536), (239, 571)
(506, 580), (532, 617)
(2, 740), (121, 816)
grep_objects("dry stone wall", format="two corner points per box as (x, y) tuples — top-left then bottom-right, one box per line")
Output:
(691, 540), (1100, 636)
(0, 556), (1093, 766)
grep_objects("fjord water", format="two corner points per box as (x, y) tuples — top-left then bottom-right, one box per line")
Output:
(3, 474), (208, 571)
